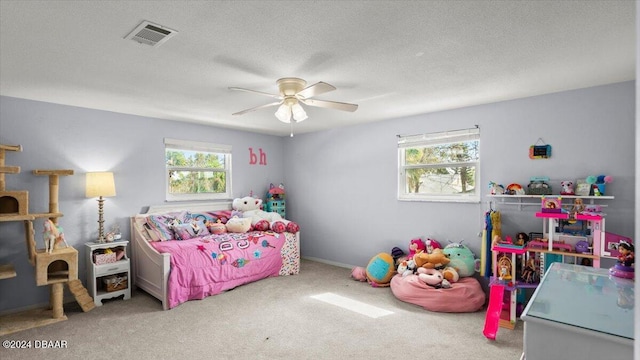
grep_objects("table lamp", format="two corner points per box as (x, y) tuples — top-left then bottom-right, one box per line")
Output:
(85, 172), (116, 243)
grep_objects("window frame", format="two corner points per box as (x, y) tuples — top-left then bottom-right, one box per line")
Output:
(164, 138), (233, 202)
(397, 127), (480, 203)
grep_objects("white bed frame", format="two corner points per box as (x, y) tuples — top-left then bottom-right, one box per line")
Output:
(130, 201), (300, 310)
(130, 201), (233, 310)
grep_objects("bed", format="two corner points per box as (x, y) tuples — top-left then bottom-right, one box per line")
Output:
(130, 201), (300, 310)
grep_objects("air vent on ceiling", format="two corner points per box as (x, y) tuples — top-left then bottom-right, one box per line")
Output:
(124, 21), (177, 47)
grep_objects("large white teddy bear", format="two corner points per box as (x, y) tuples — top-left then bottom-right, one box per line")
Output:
(232, 196), (299, 233)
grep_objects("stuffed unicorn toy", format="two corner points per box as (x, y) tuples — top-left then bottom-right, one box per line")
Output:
(43, 219), (69, 253)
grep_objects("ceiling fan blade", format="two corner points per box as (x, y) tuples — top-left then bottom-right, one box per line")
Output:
(229, 87), (281, 99)
(296, 82), (336, 99)
(232, 101), (282, 116)
(300, 98), (358, 112)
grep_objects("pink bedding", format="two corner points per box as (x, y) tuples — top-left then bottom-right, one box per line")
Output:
(151, 231), (286, 309)
(390, 274), (486, 313)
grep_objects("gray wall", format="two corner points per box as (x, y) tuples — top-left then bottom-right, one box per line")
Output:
(284, 81), (636, 269)
(0, 96), (286, 312)
(0, 81), (635, 314)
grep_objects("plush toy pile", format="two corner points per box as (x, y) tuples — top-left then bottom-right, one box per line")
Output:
(231, 196), (299, 233)
(389, 237), (485, 313)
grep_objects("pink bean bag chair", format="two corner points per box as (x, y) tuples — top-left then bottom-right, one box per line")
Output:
(390, 274), (486, 313)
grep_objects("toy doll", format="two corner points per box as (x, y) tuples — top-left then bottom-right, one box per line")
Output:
(617, 241), (635, 267)
(515, 232), (529, 246)
(520, 258), (538, 283)
(609, 241), (635, 279)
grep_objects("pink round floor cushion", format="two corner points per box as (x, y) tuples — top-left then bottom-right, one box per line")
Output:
(390, 274), (486, 313)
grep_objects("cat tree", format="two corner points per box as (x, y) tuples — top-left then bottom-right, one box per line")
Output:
(0, 144), (94, 336)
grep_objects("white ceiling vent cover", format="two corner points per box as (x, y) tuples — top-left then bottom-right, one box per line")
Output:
(124, 21), (177, 47)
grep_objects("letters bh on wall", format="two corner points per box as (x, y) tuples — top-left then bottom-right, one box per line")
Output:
(249, 147), (267, 165)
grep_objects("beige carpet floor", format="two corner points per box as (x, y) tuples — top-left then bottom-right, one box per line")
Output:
(0, 259), (524, 359)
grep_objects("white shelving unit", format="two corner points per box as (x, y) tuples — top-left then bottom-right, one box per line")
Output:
(487, 194), (614, 211)
(85, 240), (131, 306)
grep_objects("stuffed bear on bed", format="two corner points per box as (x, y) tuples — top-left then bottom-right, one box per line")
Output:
(232, 196), (299, 233)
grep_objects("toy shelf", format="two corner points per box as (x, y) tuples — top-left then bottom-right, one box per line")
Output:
(487, 194), (613, 211)
(525, 248), (599, 260)
(535, 212), (602, 221)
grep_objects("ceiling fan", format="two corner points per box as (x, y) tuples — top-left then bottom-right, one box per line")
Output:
(229, 77), (358, 124)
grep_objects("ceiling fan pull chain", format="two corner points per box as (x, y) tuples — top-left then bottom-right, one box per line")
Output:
(290, 120), (294, 137)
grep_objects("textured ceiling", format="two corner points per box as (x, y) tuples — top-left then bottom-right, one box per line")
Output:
(0, 1), (635, 136)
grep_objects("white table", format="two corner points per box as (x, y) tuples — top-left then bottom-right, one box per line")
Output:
(521, 262), (633, 360)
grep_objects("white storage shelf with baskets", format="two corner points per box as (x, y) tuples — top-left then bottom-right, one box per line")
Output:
(85, 240), (131, 306)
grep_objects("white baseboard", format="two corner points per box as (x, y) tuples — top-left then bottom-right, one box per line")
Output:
(302, 256), (357, 269)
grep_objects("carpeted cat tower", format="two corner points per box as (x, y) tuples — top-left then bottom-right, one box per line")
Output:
(0, 143), (94, 336)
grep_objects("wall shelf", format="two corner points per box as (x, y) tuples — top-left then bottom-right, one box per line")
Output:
(487, 194), (614, 211)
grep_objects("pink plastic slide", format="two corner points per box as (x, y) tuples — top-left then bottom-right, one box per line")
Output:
(483, 284), (504, 340)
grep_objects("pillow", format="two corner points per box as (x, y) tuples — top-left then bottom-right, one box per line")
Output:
(189, 210), (232, 225)
(143, 222), (161, 241)
(146, 211), (189, 241)
(172, 220), (211, 240)
(225, 216), (251, 233)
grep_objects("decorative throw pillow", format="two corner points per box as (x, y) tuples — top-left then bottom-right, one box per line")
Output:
(190, 210), (232, 225)
(146, 211), (189, 241)
(172, 220), (211, 240)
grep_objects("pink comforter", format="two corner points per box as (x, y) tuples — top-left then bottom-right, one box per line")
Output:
(151, 231), (286, 309)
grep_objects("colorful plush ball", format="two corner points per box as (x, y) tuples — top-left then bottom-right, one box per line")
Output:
(586, 175), (597, 184)
(365, 252), (395, 287)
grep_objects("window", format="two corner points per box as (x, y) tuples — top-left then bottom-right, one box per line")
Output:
(398, 127), (480, 202)
(164, 138), (232, 201)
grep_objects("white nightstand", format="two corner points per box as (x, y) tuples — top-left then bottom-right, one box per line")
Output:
(85, 240), (131, 306)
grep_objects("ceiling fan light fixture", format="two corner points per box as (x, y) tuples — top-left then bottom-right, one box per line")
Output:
(274, 104), (291, 123)
(291, 103), (308, 122)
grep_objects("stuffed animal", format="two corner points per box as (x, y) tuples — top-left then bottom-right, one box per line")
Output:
(408, 238), (426, 258)
(416, 268), (450, 288)
(43, 219), (68, 253)
(232, 196), (299, 233)
(442, 242), (480, 278)
(424, 238), (442, 254)
(351, 253), (396, 287)
(397, 259), (416, 277)
(560, 181), (575, 195)
(489, 181), (505, 195)
(225, 216), (251, 233)
(365, 253), (395, 287)
(206, 219), (227, 235)
(414, 248), (450, 269)
(441, 266), (459, 283)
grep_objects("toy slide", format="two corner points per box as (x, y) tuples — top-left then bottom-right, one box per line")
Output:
(483, 284), (504, 340)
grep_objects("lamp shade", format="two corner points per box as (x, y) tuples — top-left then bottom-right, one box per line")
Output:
(85, 172), (116, 198)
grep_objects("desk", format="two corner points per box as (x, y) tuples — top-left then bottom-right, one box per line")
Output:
(521, 262), (633, 360)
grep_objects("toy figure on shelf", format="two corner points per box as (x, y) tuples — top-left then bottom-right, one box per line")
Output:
(497, 255), (512, 281)
(568, 198), (585, 221)
(42, 219), (69, 253)
(609, 241), (634, 279)
(520, 258), (538, 284)
(514, 232), (529, 246)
